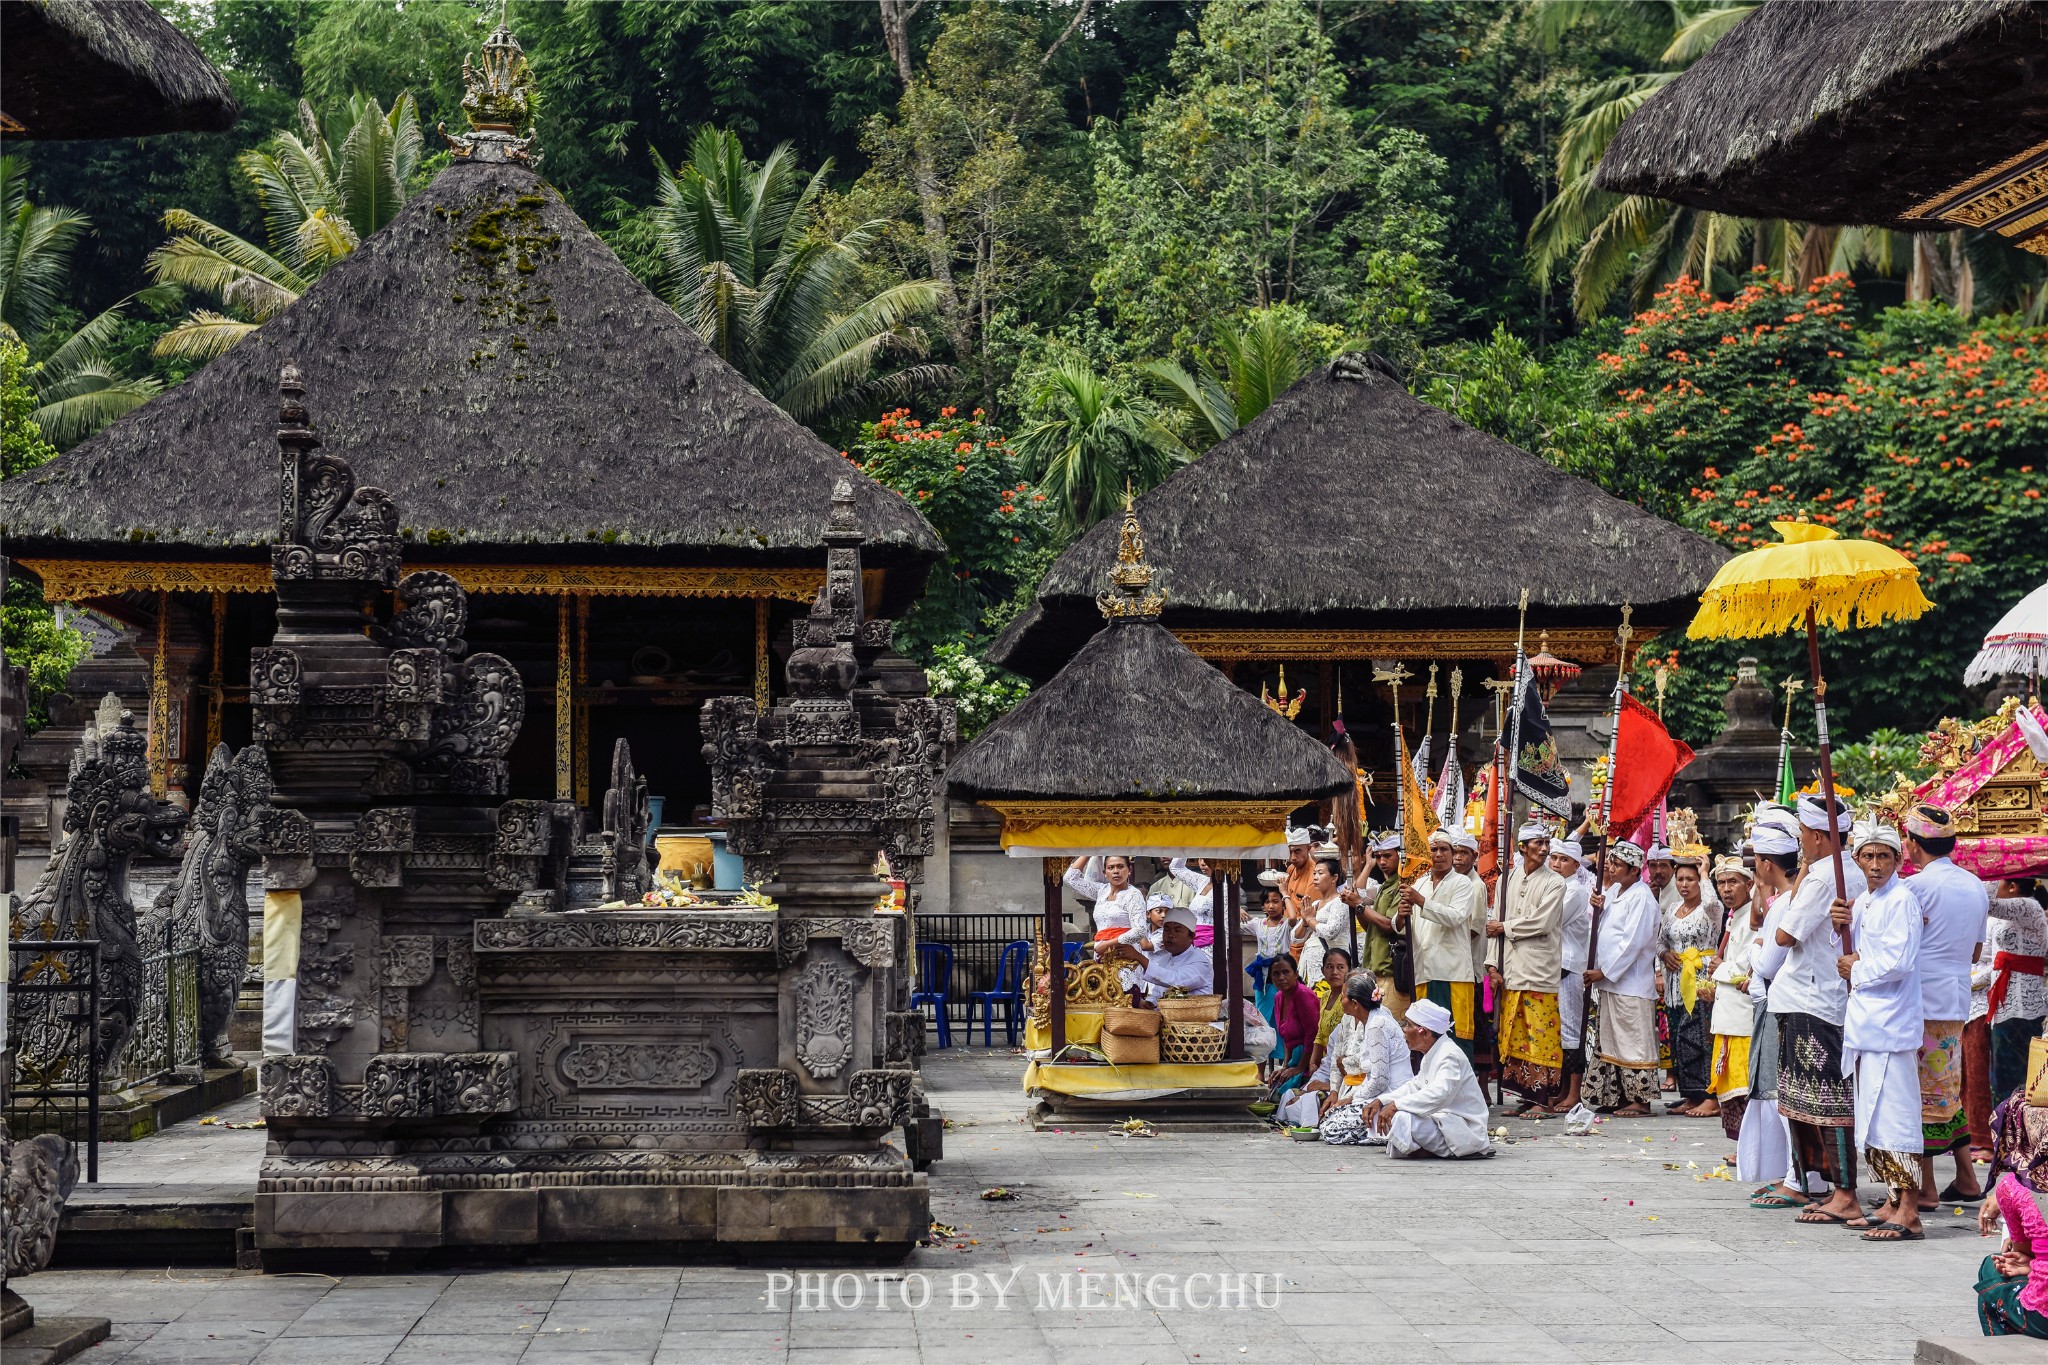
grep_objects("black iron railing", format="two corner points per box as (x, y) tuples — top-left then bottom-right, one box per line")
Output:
(912, 911), (1041, 1038)
(7, 937), (102, 1182)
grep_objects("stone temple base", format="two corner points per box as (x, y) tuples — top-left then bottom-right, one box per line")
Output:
(254, 1150), (929, 1266)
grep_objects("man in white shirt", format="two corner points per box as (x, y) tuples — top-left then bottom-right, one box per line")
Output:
(1832, 821), (1925, 1241)
(1550, 838), (1595, 1116)
(1901, 803), (1990, 1206)
(1488, 822), (1568, 1115)
(1357, 997), (1492, 1159)
(1398, 829), (1483, 1059)
(1765, 793), (1867, 1228)
(1583, 840), (1661, 1115)
(1102, 906), (1212, 1002)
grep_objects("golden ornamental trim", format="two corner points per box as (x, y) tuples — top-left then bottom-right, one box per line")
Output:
(22, 558), (826, 603)
(1170, 626), (1654, 664)
(1908, 138), (2048, 249)
(983, 799), (1303, 835)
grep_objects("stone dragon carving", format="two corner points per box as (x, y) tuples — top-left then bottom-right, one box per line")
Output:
(7, 713), (187, 1087)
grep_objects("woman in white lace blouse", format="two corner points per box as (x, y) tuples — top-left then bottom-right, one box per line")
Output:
(1316, 976), (1416, 1145)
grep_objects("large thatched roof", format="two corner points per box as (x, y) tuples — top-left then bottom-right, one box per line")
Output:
(1, 0), (237, 140)
(948, 613), (1353, 804)
(1595, 1), (2048, 231)
(0, 159), (942, 569)
(988, 354), (1726, 679)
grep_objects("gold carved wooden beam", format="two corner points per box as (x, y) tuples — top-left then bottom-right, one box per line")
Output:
(1909, 138), (2048, 255)
(1169, 626), (1657, 665)
(20, 558), (828, 603)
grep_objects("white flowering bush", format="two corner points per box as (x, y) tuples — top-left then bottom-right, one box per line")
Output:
(924, 643), (1030, 740)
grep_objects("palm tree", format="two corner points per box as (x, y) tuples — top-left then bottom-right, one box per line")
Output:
(1140, 308), (1321, 458)
(1012, 363), (1178, 532)
(650, 126), (950, 424)
(27, 299), (163, 447)
(149, 93), (422, 360)
(0, 156), (90, 342)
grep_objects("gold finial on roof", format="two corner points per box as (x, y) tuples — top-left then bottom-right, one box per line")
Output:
(1262, 664), (1306, 720)
(1097, 490), (1166, 621)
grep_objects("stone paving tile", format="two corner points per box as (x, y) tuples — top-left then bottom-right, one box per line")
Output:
(12, 1049), (2001, 1365)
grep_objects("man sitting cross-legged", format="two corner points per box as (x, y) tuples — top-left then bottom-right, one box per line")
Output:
(1355, 998), (1494, 1159)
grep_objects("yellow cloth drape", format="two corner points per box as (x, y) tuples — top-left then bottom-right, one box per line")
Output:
(262, 890), (303, 980)
(1023, 1060), (1262, 1097)
(1024, 1013), (1105, 1051)
(1679, 946), (1704, 1014)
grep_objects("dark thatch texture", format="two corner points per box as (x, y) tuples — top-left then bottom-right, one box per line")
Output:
(0, 160), (942, 567)
(1595, 0), (2048, 228)
(948, 616), (1354, 803)
(987, 356), (1726, 679)
(1, 0), (236, 139)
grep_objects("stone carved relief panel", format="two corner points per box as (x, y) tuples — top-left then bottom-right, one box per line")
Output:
(793, 956), (858, 1081)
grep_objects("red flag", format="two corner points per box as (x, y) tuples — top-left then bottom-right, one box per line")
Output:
(1476, 749), (1502, 888)
(1608, 693), (1695, 839)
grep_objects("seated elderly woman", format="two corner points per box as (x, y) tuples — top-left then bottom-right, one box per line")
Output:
(1099, 905), (1213, 1003)
(1275, 975), (1415, 1138)
(1354, 997), (1494, 1159)
(1976, 1172), (2048, 1338)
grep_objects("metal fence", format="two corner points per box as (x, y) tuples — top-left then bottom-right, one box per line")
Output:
(6, 937), (101, 1182)
(913, 911), (1042, 1040)
(123, 921), (203, 1089)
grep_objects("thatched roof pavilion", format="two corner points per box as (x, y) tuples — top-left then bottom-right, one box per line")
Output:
(1595, 0), (2048, 245)
(1, 21), (940, 819)
(1, 0), (237, 139)
(987, 354), (1722, 817)
(951, 503), (1354, 854)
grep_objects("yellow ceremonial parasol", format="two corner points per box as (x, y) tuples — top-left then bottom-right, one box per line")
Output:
(1687, 520), (1932, 924)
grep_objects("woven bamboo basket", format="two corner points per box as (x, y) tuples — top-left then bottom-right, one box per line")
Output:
(1155, 994), (1221, 1025)
(1160, 1022), (1227, 1064)
(1101, 1030), (1160, 1065)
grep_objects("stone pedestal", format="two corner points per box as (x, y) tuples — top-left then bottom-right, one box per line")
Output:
(1674, 657), (1812, 847)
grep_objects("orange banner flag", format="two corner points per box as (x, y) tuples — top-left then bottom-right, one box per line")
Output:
(1394, 723), (1439, 880)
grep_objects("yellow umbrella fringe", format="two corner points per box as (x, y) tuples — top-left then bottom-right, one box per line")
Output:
(1689, 572), (1933, 640)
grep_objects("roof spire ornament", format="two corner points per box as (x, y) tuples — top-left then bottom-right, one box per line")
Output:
(441, 7), (537, 165)
(1097, 489), (1166, 622)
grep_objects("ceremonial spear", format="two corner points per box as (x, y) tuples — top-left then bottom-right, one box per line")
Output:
(1376, 662), (1420, 999)
(1581, 605), (1635, 1061)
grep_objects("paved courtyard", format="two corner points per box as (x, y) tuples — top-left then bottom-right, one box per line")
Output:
(17, 1048), (2002, 1364)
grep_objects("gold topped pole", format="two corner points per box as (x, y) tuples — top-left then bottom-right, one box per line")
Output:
(1422, 662), (1440, 749)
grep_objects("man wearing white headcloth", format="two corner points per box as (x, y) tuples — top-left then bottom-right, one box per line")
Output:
(1488, 822), (1568, 1114)
(1356, 997), (1493, 1159)
(1741, 807), (1819, 1203)
(1901, 803), (1988, 1207)
(1399, 828), (1484, 1059)
(1550, 837), (1596, 1115)
(1830, 820), (1926, 1241)
(1583, 840), (1662, 1115)
(1358, 833), (1409, 1023)
(1102, 905), (1213, 1002)
(1756, 793), (1867, 1227)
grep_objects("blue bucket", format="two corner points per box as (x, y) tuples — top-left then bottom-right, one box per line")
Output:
(644, 796), (665, 843)
(707, 830), (743, 890)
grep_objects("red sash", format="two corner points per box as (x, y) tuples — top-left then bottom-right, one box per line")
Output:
(1987, 951), (2046, 1020)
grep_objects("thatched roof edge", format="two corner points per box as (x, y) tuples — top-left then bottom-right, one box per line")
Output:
(1, 0), (237, 139)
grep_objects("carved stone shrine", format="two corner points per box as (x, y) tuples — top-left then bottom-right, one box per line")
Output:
(252, 372), (944, 1262)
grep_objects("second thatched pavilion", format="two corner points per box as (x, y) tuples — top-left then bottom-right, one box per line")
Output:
(988, 352), (1726, 816)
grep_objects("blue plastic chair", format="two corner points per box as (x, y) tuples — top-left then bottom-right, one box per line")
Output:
(1062, 941), (1088, 964)
(911, 942), (954, 1049)
(966, 940), (1031, 1047)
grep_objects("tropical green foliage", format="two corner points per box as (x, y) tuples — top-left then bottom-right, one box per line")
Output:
(652, 127), (950, 423)
(149, 93), (424, 360)
(849, 405), (1059, 655)
(1592, 272), (2048, 741)
(1, 333), (87, 729)
(1012, 364), (1178, 533)
(1142, 305), (1337, 457)
(923, 643), (1033, 741)
(0, 157), (90, 341)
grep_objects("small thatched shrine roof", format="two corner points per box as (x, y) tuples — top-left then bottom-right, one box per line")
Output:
(989, 354), (1726, 680)
(1, 0), (237, 140)
(0, 158), (942, 570)
(949, 506), (1354, 811)
(1595, 1), (2048, 238)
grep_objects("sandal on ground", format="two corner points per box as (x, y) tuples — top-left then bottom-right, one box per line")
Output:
(1860, 1222), (1925, 1242)
(1750, 1191), (1809, 1209)
(1795, 1208), (1854, 1225)
(1939, 1182), (1985, 1203)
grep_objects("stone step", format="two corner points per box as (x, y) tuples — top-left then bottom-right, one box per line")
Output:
(1918, 1338), (2048, 1364)
(54, 1187), (253, 1266)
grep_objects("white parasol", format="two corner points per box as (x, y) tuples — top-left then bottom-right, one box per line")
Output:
(1964, 580), (2048, 687)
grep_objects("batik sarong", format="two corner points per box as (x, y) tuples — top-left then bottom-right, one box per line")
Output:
(1586, 991), (1659, 1110)
(1776, 1012), (1853, 1128)
(1666, 999), (1711, 1102)
(1977, 1257), (2048, 1338)
(1318, 1102), (1385, 1146)
(1922, 1018), (1970, 1153)
(1500, 988), (1562, 1107)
